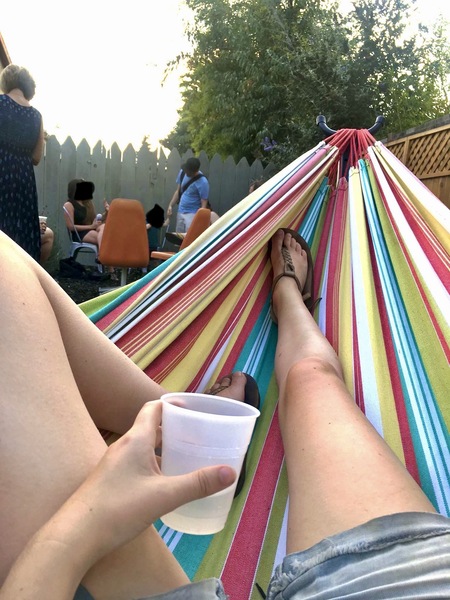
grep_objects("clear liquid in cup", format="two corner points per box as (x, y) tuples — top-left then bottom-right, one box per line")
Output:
(161, 487), (235, 534)
(160, 444), (244, 534)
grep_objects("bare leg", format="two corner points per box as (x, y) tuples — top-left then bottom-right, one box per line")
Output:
(81, 229), (100, 246)
(270, 229), (436, 554)
(0, 233), (246, 597)
(39, 226), (54, 264)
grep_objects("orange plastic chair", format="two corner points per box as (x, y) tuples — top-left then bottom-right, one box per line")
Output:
(151, 208), (211, 262)
(98, 198), (149, 286)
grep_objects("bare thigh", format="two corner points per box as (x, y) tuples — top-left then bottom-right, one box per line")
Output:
(81, 229), (99, 245)
(0, 242), (107, 581)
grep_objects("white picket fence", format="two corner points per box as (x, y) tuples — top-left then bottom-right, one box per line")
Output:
(35, 135), (276, 267)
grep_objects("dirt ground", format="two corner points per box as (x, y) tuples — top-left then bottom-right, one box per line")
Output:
(55, 273), (110, 304)
(54, 267), (149, 305)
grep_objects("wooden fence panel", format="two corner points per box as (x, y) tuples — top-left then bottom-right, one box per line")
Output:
(385, 118), (450, 209)
(44, 136), (62, 233)
(249, 159), (264, 186)
(109, 143), (122, 200)
(164, 149), (185, 229)
(220, 155), (238, 216)
(209, 153), (225, 214)
(60, 137), (77, 186)
(58, 137), (77, 243)
(91, 141), (107, 207)
(236, 157), (252, 205)
(136, 145), (151, 207)
(121, 144), (136, 199)
(76, 140), (93, 182)
(149, 148), (165, 209)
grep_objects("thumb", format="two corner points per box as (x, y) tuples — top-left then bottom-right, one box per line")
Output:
(166, 465), (236, 510)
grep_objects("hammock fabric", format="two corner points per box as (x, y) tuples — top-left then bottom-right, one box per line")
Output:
(81, 129), (450, 600)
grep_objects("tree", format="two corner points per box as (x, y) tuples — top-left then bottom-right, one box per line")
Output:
(161, 0), (450, 167)
(417, 18), (450, 116)
(345, 0), (449, 134)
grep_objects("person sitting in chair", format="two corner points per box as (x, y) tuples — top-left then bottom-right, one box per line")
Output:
(63, 180), (104, 245)
(63, 179), (116, 280)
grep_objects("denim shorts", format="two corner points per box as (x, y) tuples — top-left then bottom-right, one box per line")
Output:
(74, 579), (227, 600)
(75, 512), (450, 600)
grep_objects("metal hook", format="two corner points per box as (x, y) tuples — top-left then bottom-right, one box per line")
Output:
(316, 115), (385, 135)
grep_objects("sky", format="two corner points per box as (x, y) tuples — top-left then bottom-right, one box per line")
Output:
(2, 0), (449, 152)
(2, 0), (192, 150)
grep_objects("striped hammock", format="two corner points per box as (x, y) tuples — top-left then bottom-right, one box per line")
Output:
(81, 129), (450, 600)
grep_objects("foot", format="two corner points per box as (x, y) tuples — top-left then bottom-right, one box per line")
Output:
(205, 371), (247, 402)
(206, 371), (260, 498)
(270, 229), (309, 322)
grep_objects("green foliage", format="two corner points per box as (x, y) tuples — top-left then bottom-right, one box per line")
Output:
(161, 0), (450, 167)
(345, 0), (449, 132)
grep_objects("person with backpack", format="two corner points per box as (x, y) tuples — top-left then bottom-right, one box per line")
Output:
(166, 157), (209, 233)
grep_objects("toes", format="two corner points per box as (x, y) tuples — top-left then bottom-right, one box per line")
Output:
(230, 371), (246, 386)
(208, 371), (246, 401)
(286, 231), (301, 254)
(225, 371), (246, 402)
(271, 229), (284, 253)
(283, 231), (292, 247)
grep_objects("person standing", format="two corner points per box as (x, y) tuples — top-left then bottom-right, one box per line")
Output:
(0, 64), (45, 262)
(166, 157), (209, 233)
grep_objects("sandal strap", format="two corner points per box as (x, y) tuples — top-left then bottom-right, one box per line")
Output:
(273, 246), (310, 300)
(272, 271), (303, 296)
(207, 383), (229, 396)
(281, 246), (295, 275)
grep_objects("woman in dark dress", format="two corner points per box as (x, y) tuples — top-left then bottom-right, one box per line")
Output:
(0, 64), (44, 262)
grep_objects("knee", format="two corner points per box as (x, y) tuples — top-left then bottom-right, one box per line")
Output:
(285, 357), (342, 392)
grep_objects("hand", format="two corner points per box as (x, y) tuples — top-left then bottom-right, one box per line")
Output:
(103, 199), (110, 212)
(63, 402), (236, 559)
(40, 222), (47, 234)
(166, 205), (173, 217)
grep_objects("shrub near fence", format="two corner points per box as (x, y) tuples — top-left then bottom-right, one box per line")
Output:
(35, 135), (278, 270)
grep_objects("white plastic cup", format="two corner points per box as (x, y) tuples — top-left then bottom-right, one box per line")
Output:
(160, 392), (260, 535)
(38, 216), (47, 224)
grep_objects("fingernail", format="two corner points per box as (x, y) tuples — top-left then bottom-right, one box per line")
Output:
(219, 466), (236, 486)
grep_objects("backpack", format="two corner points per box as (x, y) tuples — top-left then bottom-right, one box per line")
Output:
(59, 256), (88, 279)
(59, 257), (108, 281)
(177, 171), (207, 203)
